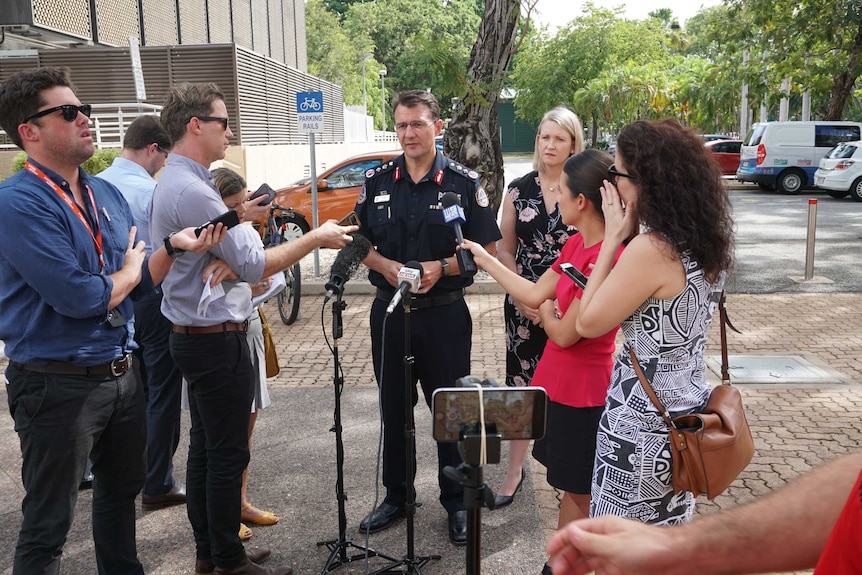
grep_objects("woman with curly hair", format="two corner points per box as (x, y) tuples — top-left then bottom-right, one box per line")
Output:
(576, 119), (734, 525)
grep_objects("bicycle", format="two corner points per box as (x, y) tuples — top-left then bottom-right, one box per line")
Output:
(299, 97), (321, 112)
(260, 202), (306, 325)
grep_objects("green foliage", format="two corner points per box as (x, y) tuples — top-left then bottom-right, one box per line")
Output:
(11, 148), (120, 175)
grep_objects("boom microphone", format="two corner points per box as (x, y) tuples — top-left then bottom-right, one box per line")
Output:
(324, 234), (372, 302)
(440, 191), (477, 276)
(385, 260), (424, 315)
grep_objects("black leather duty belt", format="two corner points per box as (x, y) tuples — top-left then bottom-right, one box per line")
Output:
(171, 320), (250, 335)
(13, 354), (133, 378)
(376, 288), (465, 310)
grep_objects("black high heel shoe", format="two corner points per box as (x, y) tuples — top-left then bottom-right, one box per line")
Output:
(493, 469), (525, 508)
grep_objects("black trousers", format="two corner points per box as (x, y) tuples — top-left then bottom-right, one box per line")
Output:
(133, 292), (183, 496)
(6, 363), (146, 575)
(370, 296), (471, 514)
(170, 330), (252, 569)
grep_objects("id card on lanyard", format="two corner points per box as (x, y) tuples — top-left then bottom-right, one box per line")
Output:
(25, 160), (106, 272)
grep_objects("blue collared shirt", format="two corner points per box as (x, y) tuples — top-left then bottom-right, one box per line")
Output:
(149, 154), (266, 326)
(0, 159), (154, 365)
(98, 156), (156, 253)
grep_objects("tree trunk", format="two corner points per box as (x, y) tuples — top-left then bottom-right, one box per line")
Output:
(442, 0), (520, 216)
(826, 15), (862, 120)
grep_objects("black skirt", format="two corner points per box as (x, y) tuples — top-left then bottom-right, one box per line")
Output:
(532, 401), (604, 494)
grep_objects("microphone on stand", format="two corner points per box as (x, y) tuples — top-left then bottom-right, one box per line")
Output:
(440, 191), (477, 276)
(324, 234), (372, 302)
(385, 261), (424, 315)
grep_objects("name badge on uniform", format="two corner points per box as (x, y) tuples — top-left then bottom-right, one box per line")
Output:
(374, 193), (390, 203)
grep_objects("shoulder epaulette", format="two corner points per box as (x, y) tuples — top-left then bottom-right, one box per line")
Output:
(445, 160), (481, 182)
(365, 160), (398, 180)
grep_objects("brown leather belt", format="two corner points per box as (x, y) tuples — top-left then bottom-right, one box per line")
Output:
(171, 320), (250, 335)
(376, 288), (465, 310)
(13, 354), (132, 378)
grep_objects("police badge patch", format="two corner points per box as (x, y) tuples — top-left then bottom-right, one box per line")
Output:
(358, 185), (367, 204)
(475, 187), (489, 208)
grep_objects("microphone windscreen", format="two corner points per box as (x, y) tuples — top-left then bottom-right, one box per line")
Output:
(440, 191), (460, 208)
(404, 259), (424, 278)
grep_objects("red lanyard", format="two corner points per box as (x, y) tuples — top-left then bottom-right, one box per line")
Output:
(25, 160), (105, 271)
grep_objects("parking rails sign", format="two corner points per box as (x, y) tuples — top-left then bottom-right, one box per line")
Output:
(296, 91), (324, 133)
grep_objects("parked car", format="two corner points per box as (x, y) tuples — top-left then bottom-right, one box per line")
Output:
(737, 121), (862, 193)
(813, 140), (862, 201)
(701, 133), (733, 142)
(704, 139), (742, 176)
(257, 151), (402, 235)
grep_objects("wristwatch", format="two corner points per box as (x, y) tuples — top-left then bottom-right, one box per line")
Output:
(163, 232), (186, 257)
(439, 258), (450, 277)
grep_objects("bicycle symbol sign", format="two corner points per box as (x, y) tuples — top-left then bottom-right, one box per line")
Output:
(296, 91), (324, 134)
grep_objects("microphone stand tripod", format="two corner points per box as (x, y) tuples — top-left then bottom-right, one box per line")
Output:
(317, 293), (399, 573)
(369, 299), (440, 574)
(443, 430), (501, 575)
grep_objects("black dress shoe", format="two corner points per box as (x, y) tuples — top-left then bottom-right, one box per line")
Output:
(141, 483), (187, 510)
(448, 510), (467, 545)
(358, 503), (405, 534)
(493, 469), (525, 509)
(194, 547), (272, 574)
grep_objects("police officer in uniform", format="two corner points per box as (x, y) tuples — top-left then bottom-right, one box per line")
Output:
(354, 90), (501, 545)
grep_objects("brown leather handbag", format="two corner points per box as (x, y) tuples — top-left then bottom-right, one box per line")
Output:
(629, 345), (755, 499)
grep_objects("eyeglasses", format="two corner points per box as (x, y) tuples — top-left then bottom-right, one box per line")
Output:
(394, 120), (434, 132)
(190, 116), (229, 130)
(155, 145), (169, 157)
(23, 104), (92, 123)
(607, 164), (634, 186)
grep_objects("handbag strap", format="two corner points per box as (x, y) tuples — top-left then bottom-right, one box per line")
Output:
(628, 347), (678, 430)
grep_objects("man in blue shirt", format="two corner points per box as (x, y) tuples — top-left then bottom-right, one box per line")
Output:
(99, 115), (189, 511)
(0, 67), (225, 575)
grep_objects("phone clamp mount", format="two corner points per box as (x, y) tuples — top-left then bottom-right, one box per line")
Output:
(441, 377), (504, 575)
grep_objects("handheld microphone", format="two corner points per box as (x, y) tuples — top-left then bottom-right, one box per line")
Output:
(324, 235), (372, 302)
(385, 260), (424, 315)
(440, 191), (477, 276)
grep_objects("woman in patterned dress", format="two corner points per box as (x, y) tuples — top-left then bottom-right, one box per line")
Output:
(495, 107), (584, 506)
(576, 119), (734, 525)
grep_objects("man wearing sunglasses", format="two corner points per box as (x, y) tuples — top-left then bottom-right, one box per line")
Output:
(98, 115), (190, 514)
(0, 68), (226, 574)
(150, 82), (356, 575)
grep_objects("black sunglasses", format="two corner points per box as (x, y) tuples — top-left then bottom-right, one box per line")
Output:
(190, 116), (229, 130)
(24, 104), (92, 123)
(607, 164), (634, 185)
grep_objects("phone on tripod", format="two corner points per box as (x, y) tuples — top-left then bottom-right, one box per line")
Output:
(431, 386), (547, 442)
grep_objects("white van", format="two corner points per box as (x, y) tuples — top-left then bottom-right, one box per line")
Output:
(736, 121), (862, 193)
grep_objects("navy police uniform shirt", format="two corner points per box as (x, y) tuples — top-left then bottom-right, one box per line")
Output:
(355, 151), (501, 293)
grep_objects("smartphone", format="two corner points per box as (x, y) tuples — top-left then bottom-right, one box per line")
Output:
(194, 210), (241, 237)
(250, 183), (276, 206)
(337, 211), (360, 226)
(431, 386), (547, 442)
(559, 262), (588, 289)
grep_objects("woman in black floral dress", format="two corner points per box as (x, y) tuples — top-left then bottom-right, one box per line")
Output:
(494, 107), (584, 506)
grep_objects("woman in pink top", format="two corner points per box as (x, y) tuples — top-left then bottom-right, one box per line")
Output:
(462, 149), (624, 575)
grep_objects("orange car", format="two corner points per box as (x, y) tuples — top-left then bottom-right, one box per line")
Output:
(258, 151), (401, 236)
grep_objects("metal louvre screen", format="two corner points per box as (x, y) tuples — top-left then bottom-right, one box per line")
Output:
(33, 0), (91, 38)
(208, 0), (233, 44)
(177, 0), (208, 44)
(141, 0), (179, 45)
(232, 0), (253, 50)
(94, 0), (140, 45)
(267, 0), (285, 64)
